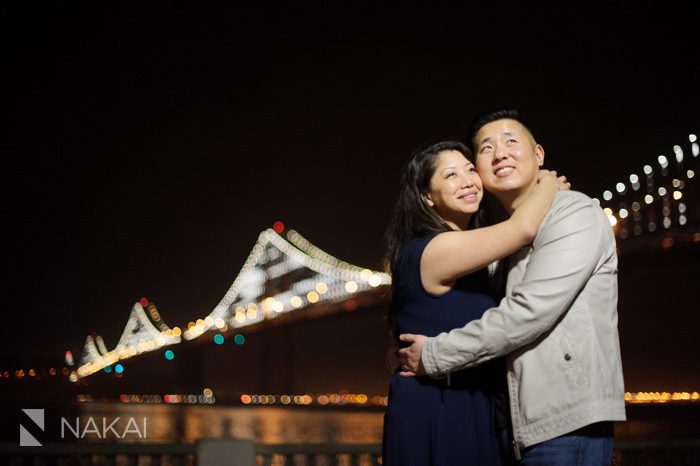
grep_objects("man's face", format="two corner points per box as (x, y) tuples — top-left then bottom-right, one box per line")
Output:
(474, 119), (544, 195)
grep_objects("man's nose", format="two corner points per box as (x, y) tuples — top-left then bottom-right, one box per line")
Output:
(493, 145), (507, 161)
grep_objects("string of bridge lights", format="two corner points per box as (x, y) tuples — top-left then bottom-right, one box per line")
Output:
(183, 227), (390, 340)
(594, 133), (697, 238)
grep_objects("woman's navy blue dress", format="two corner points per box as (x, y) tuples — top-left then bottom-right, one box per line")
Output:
(383, 235), (504, 466)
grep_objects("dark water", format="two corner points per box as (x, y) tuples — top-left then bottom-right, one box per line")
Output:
(57, 402), (700, 445)
(43, 403), (384, 445)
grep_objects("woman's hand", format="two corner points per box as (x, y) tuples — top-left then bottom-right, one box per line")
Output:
(538, 169), (571, 191)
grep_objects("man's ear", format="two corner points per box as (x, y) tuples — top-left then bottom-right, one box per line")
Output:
(422, 193), (434, 207)
(535, 144), (545, 167)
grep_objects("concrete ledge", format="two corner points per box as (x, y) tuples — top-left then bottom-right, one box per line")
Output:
(197, 438), (255, 466)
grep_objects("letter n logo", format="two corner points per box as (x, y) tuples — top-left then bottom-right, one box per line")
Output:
(20, 409), (44, 446)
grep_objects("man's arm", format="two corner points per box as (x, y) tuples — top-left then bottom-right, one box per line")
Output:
(419, 194), (613, 376)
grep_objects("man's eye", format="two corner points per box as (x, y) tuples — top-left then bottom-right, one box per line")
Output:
(507, 139), (517, 143)
(480, 145), (492, 152)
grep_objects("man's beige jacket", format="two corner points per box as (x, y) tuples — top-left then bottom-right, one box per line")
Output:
(422, 190), (626, 450)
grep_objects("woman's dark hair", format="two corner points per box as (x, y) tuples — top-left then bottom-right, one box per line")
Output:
(382, 141), (484, 341)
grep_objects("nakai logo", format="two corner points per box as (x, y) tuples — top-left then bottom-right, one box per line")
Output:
(19, 409), (148, 446)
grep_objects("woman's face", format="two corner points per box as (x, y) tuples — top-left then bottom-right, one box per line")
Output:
(424, 150), (483, 229)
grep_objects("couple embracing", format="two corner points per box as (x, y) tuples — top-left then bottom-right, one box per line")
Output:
(382, 110), (626, 466)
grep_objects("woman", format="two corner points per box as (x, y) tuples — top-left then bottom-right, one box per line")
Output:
(382, 141), (567, 465)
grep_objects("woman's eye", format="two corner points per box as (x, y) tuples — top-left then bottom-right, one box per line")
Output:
(446, 172), (456, 178)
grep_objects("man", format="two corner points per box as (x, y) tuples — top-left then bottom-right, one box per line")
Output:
(398, 110), (626, 465)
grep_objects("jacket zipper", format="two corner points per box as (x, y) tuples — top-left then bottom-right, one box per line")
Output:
(507, 368), (522, 460)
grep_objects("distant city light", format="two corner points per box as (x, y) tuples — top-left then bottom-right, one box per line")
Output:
(625, 391), (700, 404)
(273, 221), (285, 234)
(115, 364), (124, 374)
(603, 190), (613, 201)
(213, 334), (225, 345)
(673, 145), (683, 163)
(643, 165), (653, 175)
(315, 282), (328, 294)
(290, 296), (303, 308)
(234, 334), (245, 345)
(615, 183), (625, 193)
(165, 350), (175, 360)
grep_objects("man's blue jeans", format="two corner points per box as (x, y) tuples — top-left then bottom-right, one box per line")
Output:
(520, 422), (614, 466)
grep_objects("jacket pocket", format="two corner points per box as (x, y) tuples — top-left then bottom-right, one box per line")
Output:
(558, 325), (588, 390)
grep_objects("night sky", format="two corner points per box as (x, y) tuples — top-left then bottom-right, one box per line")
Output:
(3, 4), (699, 384)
